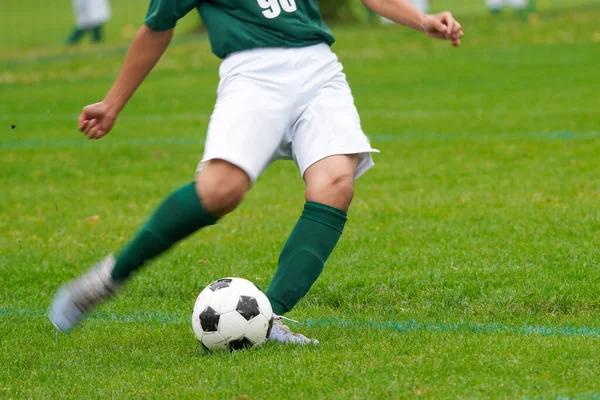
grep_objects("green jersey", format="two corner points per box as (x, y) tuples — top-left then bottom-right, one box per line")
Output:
(144, 0), (335, 59)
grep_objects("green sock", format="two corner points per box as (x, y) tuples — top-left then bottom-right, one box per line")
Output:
(92, 25), (103, 42)
(66, 27), (85, 44)
(111, 182), (219, 280)
(266, 201), (347, 315)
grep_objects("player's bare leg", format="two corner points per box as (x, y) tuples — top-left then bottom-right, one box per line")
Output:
(195, 159), (251, 217)
(48, 160), (249, 332)
(303, 154), (358, 212)
(267, 154), (358, 344)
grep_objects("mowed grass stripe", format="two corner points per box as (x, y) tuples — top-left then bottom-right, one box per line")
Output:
(3, 307), (600, 338)
(1, 132), (600, 150)
(2, 108), (597, 121)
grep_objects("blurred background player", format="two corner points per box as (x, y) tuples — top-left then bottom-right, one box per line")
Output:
(66, 0), (111, 45)
(486, 0), (532, 14)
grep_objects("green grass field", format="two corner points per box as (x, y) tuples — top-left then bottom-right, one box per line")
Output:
(2, 0), (600, 398)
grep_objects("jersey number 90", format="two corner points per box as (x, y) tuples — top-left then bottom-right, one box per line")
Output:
(257, 0), (297, 19)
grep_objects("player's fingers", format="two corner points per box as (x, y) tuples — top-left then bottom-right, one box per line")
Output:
(84, 119), (98, 136)
(431, 18), (448, 36)
(88, 125), (101, 139)
(94, 124), (107, 138)
(452, 38), (461, 47)
(453, 22), (462, 33)
(452, 30), (464, 40)
(92, 126), (104, 139)
(450, 27), (462, 39)
(78, 113), (87, 129)
(79, 120), (89, 132)
(441, 12), (454, 36)
(84, 119), (97, 133)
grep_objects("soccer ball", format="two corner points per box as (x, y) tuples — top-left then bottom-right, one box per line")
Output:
(192, 277), (274, 351)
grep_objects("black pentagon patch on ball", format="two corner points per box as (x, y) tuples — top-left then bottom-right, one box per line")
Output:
(228, 337), (252, 351)
(236, 295), (260, 321)
(209, 278), (233, 291)
(199, 306), (220, 332)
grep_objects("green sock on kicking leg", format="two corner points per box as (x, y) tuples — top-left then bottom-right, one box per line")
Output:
(111, 182), (219, 280)
(266, 201), (347, 315)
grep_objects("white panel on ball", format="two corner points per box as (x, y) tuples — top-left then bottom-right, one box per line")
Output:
(245, 314), (271, 345)
(230, 277), (261, 294)
(217, 311), (248, 341)
(194, 287), (214, 310)
(209, 288), (241, 314)
(191, 311), (204, 340)
(254, 290), (273, 321)
(201, 332), (229, 351)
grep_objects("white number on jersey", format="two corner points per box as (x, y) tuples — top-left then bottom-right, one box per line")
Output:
(278, 0), (297, 12)
(257, 0), (297, 19)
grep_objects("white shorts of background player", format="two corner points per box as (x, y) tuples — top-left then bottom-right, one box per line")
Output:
(486, 0), (529, 11)
(72, 0), (111, 29)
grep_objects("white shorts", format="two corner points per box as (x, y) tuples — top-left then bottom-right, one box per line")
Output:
(73, 0), (111, 29)
(198, 43), (379, 183)
(486, 0), (528, 9)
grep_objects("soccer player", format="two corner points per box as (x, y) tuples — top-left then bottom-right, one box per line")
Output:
(66, 0), (111, 45)
(49, 0), (463, 343)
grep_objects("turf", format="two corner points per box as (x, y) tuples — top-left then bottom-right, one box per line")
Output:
(1, 0), (600, 398)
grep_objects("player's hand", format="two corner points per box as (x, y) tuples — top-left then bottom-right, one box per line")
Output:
(422, 12), (464, 47)
(78, 102), (118, 139)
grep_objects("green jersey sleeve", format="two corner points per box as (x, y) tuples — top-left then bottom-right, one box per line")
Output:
(144, 0), (199, 31)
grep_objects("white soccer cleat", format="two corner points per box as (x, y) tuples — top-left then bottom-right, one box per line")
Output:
(48, 255), (122, 332)
(268, 315), (319, 345)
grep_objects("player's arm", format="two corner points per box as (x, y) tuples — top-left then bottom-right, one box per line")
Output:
(361, 0), (464, 47)
(79, 25), (173, 139)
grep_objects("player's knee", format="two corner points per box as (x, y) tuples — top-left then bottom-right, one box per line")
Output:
(305, 174), (355, 212)
(195, 160), (250, 216)
(196, 178), (247, 216)
(331, 175), (355, 205)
